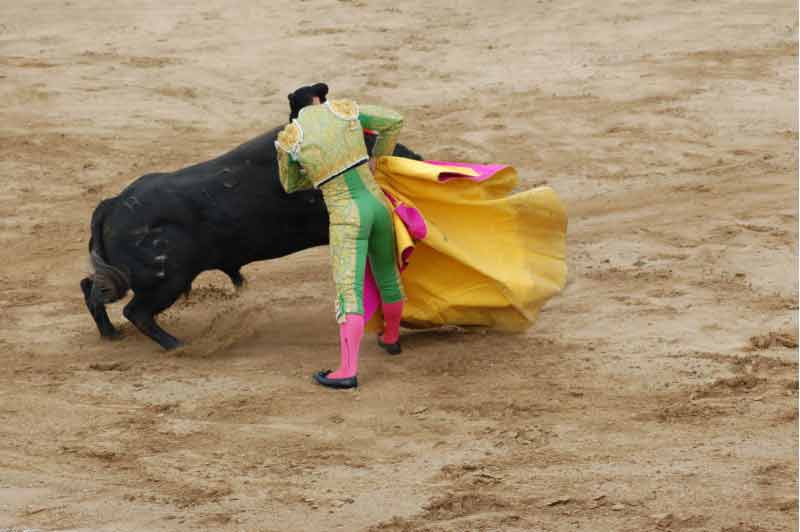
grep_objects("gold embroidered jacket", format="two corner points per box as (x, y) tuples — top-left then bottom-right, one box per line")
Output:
(274, 99), (404, 193)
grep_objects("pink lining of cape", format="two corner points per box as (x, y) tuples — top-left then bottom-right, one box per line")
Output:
(426, 160), (509, 182)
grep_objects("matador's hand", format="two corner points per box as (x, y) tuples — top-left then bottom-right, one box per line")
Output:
(368, 158), (377, 174)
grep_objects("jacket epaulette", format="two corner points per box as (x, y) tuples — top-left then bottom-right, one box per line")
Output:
(326, 99), (359, 121)
(275, 121), (303, 157)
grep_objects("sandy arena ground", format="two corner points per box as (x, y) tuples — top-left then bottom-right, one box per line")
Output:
(0, 1), (798, 531)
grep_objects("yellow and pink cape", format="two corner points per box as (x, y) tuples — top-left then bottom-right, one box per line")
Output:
(363, 156), (568, 332)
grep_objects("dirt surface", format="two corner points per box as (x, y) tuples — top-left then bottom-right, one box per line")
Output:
(1, 1), (798, 531)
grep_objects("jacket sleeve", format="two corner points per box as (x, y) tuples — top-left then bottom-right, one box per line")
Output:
(358, 104), (404, 158)
(276, 146), (313, 193)
(275, 122), (313, 193)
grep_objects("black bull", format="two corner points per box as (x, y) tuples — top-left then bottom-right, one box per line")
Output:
(81, 127), (421, 350)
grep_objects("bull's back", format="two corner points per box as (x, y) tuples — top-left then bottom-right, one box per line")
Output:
(100, 132), (329, 284)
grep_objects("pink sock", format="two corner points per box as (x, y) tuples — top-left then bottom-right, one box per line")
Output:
(328, 314), (364, 379)
(380, 301), (403, 344)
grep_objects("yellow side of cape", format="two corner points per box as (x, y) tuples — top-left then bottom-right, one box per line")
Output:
(369, 156), (568, 332)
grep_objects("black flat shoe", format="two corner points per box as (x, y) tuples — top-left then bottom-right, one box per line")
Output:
(313, 370), (358, 389)
(377, 335), (402, 355)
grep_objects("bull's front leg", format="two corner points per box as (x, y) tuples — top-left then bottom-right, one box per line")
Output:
(80, 277), (121, 339)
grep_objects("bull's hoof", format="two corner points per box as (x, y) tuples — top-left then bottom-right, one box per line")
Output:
(162, 338), (185, 351)
(102, 329), (123, 341)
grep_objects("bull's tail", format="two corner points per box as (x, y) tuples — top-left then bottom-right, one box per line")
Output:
(88, 199), (130, 305)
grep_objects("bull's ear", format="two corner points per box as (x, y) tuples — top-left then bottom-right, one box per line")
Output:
(287, 92), (294, 103)
(312, 83), (329, 102)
